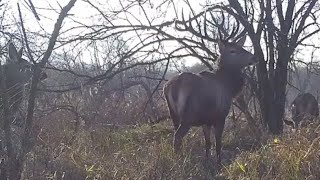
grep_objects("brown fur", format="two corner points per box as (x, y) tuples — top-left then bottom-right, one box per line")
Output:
(284, 93), (319, 129)
(163, 38), (257, 164)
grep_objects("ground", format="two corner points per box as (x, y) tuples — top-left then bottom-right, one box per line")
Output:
(26, 118), (320, 180)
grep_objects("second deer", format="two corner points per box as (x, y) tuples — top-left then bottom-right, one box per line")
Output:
(284, 93), (319, 129)
(0, 42), (47, 125)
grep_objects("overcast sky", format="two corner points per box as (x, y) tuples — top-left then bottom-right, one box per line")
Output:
(5, 0), (320, 66)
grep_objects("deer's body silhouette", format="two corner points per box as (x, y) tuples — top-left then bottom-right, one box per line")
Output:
(163, 38), (257, 164)
(284, 93), (319, 129)
(0, 42), (47, 123)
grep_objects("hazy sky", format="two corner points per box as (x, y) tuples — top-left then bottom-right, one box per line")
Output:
(6, 0), (320, 66)
(6, 0), (209, 66)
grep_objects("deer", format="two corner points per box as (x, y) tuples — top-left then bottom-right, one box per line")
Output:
(163, 38), (257, 164)
(284, 93), (319, 129)
(163, 14), (258, 164)
(0, 41), (47, 126)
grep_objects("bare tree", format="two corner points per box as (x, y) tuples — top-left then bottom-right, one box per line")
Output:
(0, 0), (318, 177)
(221, 0), (320, 133)
(74, 0), (320, 134)
(0, 0), (77, 179)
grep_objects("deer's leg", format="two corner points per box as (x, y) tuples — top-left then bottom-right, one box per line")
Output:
(173, 124), (190, 153)
(214, 119), (226, 165)
(166, 101), (180, 130)
(202, 125), (212, 158)
(172, 119), (179, 131)
(169, 109), (179, 131)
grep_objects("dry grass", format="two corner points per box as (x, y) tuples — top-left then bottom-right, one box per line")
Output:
(23, 118), (320, 180)
(224, 120), (320, 180)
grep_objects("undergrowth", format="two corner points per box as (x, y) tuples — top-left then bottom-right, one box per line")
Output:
(27, 119), (320, 180)
(224, 121), (320, 180)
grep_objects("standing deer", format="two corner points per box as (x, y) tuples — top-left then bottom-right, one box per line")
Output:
(284, 93), (319, 129)
(1, 42), (47, 124)
(163, 35), (257, 164)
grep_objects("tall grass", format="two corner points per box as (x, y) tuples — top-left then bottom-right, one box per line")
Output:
(24, 119), (320, 180)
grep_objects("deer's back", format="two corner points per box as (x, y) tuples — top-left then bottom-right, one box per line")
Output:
(293, 93), (319, 116)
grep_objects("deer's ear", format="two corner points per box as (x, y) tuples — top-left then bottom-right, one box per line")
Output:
(218, 40), (225, 52)
(8, 42), (19, 63)
(236, 36), (246, 47)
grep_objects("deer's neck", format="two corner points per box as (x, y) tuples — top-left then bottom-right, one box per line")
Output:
(216, 67), (245, 98)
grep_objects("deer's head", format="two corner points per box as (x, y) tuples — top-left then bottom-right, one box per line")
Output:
(5, 42), (47, 88)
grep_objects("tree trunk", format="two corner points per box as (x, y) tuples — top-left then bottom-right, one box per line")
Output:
(258, 65), (286, 134)
(264, 49), (289, 134)
(268, 44), (290, 134)
(254, 47), (272, 130)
